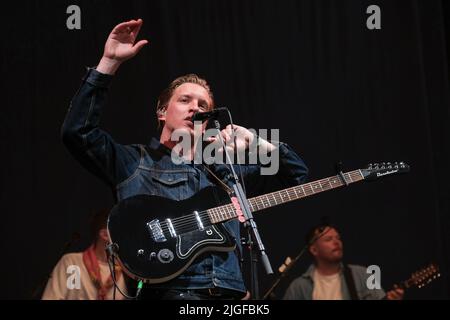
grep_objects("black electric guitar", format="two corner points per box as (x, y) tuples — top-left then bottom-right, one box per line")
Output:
(107, 162), (409, 283)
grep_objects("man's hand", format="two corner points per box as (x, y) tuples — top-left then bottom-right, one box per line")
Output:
(385, 285), (404, 300)
(206, 124), (255, 154)
(241, 291), (251, 300)
(207, 124), (275, 154)
(97, 19), (148, 75)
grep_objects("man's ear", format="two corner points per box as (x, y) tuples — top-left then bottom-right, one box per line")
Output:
(99, 228), (109, 242)
(309, 245), (318, 257)
(158, 109), (167, 122)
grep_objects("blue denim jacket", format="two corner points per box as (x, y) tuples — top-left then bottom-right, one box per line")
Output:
(62, 68), (309, 294)
(283, 264), (386, 300)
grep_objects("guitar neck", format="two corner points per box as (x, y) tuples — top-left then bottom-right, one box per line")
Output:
(207, 169), (364, 224)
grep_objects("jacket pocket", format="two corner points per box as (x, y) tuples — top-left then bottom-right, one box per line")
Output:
(151, 171), (189, 186)
(148, 170), (191, 200)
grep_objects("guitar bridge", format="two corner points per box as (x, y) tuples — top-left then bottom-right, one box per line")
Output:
(147, 219), (167, 243)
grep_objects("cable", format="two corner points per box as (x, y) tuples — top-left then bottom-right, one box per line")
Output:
(224, 108), (248, 196)
(106, 244), (143, 300)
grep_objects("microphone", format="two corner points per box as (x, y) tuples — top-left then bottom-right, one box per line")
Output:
(191, 107), (228, 123)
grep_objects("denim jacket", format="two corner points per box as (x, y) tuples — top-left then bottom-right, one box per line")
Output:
(61, 68), (309, 294)
(283, 264), (386, 300)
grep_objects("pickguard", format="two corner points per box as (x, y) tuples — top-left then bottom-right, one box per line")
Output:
(176, 225), (226, 258)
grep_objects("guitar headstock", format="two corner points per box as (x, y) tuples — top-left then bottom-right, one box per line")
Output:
(361, 162), (410, 181)
(406, 263), (440, 289)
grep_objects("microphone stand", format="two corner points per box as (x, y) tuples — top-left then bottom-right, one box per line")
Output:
(213, 119), (273, 300)
(262, 222), (333, 299)
(262, 245), (309, 300)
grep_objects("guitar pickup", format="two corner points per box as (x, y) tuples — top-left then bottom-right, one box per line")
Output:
(147, 219), (167, 243)
(166, 218), (177, 238)
(194, 211), (204, 231)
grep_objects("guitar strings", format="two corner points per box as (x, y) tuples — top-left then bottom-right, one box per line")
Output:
(160, 171), (362, 232)
(165, 171), (361, 232)
(156, 171), (362, 234)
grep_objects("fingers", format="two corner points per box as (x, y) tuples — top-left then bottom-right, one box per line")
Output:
(241, 291), (251, 300)
(223, 128), (232, 143)
(395, 288), (405, 297)
(204, 125), (253, 154)
(112, 19), (148, 56)
(386, 288), (404, 300)
(113, 19), (143, 33)
(132, 40), (149, 55)
(208, 127), (232, 144)
(131, 19), (144, 39)
(392, 285), (404, 295)
(391, 292), (401, 300)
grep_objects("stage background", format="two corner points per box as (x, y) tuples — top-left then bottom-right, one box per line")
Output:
(1, 0), (449, 299)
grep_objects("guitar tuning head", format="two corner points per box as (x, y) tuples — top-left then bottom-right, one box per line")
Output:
(362, 161), (410, 181)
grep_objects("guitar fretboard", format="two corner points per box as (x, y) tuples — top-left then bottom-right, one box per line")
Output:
(207, 169), (364, 224)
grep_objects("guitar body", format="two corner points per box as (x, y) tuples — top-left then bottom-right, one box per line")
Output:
(107, 187), (235, 284)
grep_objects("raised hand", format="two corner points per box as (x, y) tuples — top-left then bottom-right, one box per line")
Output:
(97, 19), (149, 74)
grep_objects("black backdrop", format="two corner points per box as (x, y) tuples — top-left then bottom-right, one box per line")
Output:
(1, 0), (449, 299)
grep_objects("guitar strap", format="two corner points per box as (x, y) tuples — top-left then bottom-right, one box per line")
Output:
(202, 164), (234, 195)
(343, 264), (359, 300)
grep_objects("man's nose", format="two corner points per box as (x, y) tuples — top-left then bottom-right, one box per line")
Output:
(190, 101), (200, 112)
